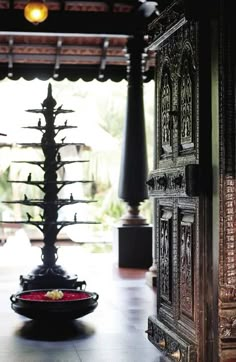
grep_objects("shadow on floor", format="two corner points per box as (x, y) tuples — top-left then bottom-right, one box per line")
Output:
(15, 319), (95, 341)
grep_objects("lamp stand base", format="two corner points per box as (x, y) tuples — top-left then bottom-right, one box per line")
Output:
(19, 264), (86, 291)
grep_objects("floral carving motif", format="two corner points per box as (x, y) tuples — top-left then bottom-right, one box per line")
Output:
(219, 285), (236, 303)
(180, 223), (193, 317)
(219, 316), (236, 338)
(147, 169), (185, 197)
(161, 70), (172, 155)
(148, 0), (185, 44)
(180, 56), (193, 149)
(160, 217), (172, 301)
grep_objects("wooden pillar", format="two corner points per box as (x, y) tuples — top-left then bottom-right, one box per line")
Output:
(114, 36), (152, 268)
(118, 36), (148, 224)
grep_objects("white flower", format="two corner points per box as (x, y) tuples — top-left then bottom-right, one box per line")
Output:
(45, 289), (64, 300)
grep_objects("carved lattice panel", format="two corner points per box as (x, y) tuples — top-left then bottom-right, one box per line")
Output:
(179, 212), (195, 320)
(160, 208), (173, 304)
(179, 45), (195, 152)
(160, 67), (173, 157)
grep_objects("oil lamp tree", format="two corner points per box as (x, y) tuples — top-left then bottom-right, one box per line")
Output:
(1, 83), (97, 291)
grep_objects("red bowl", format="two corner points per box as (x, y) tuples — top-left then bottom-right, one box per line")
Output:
(10, 289), (99, 320)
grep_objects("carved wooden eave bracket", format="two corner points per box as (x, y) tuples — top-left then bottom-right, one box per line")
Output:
(147, 0), (186, 50)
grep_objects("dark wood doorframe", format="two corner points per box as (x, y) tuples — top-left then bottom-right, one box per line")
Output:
(217, 2), (236, 360)
(198, 17), (215, 361)
(210, 17), (220, 362)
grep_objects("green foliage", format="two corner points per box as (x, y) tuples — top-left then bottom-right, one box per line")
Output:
(80, 242), (112, 253)
(96, 189), (125, 221)
(96, 84), (127, 140)
(88, 187), (125, 232)
(0, 167), (10, 198)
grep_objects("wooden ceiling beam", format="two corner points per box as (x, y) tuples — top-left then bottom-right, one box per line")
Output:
(0, 53), (127, 64)
(59, 0), (65, 12)
(8, 36), (13, 77)
(0, 43), (126, 54)
(0, 62), (154, 82)
(98, 37), (109, 79)
(53, 37), (63, 78)
(9, 0), (14, 10)
(0, 9), (149, 35)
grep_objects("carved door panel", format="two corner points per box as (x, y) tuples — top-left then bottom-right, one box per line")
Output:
(146, 15), (212, 362)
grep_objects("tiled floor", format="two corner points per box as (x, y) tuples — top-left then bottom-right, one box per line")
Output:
(0, 242), (166, 362)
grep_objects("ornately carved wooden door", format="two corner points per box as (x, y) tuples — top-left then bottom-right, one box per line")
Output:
(146, 14), (213, 362)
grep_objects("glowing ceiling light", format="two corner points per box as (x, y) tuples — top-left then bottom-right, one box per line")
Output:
(24, 0), (48, 25)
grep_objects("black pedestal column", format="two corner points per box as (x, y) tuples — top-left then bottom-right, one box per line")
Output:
(114, 36), (152, 268)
